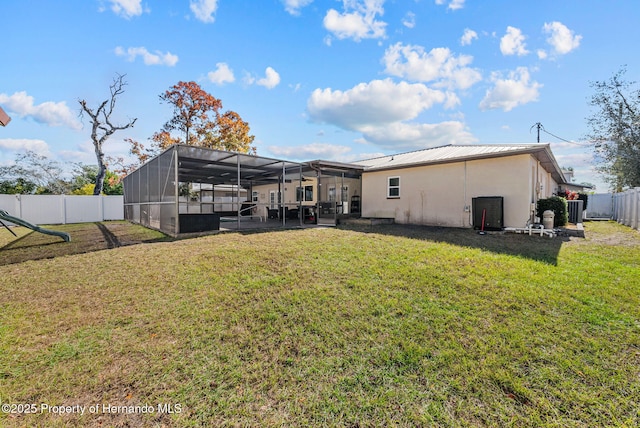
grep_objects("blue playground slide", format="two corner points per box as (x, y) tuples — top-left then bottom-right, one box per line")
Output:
(0, 210), (71, 242)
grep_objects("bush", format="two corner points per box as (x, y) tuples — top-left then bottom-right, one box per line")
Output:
(537, 196), (568, 227)
(577, 192), (588, 211)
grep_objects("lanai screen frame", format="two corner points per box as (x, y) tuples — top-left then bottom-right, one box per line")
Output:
(123, 144), (304, 235)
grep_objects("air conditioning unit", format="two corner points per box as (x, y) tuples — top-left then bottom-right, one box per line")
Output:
(472, 196), (504, 231)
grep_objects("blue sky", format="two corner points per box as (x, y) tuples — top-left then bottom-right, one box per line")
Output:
(1, 0), (639, 191)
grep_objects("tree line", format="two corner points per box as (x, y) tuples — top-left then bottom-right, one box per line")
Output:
(0, 152), (123, 195)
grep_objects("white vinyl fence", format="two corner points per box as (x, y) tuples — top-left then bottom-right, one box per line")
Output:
(0, 194), (124, 225)
(613, 188), (640, 230)
(585, 193), (614, 219)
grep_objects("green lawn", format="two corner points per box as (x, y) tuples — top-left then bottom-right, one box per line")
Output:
(0, 221), (639, 427)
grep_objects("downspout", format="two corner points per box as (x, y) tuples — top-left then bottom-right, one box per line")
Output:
(464, 161), (470, 227)
(532, 157), (540, 223)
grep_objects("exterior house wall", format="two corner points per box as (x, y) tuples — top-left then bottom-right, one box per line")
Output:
(252, 175), (362, 212)
(252, 177), (318, 209)
(361, 154), (556, 228)
(361, 161), (467, 227)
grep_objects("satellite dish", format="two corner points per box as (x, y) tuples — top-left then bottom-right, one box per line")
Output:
(0, 106), (11, 127)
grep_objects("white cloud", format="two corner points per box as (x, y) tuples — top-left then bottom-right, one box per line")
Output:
(537, 49), (548, 60)
(382, 42), (482, 90)
(323, 0), (387, 42)
(255, 67), (281, 89)
(542, 21), (582, 55)
(308, 79), (446, 129)
(58, 141), (99, 165)
(282, 0), (313, 16)
(258, 67), (281, 89)
(460, 28), (478, 46)
(0, 91), (81, 129)
(402, 12), (416, 29)
(207, 63), (235, 85)
(107, 0), (145, 19)
(358, 121), (476, 149)
(500, 26), (529, 56)
(190, 0), (218, 23)
(114, 46), (178, 66)
(244, 67), (281, 89)
(435, 0), (465, 10)
(268, 143), (352, 161)
(62, 138), (139, 165)
(0, 138), (51, 156)
(479, 67), (542, 112)
(307, 78), (474, 149)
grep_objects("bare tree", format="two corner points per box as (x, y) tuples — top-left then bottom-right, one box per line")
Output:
(79, 74), (137, 195)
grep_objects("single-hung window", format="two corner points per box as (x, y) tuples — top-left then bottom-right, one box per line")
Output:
(388, 176), (400, 198)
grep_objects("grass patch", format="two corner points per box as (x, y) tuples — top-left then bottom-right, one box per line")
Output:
(0, 225), (31, 248)
(0, 221), (639, 426)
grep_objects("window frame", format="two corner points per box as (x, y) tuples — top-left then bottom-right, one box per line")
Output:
(387, 176), (400, 199)
(296, 185), (314, 202)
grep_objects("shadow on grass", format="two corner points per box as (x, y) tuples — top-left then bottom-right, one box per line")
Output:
(339, 223), (571, 265)
(0, 221), (171, 266)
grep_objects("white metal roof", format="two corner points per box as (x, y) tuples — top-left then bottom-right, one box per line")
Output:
(354, 144), (566, 184)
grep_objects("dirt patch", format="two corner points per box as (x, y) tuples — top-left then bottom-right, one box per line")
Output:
(0, 221), (169, 266)
(568, 221), (640, 247)
(95, 222), (120, 249)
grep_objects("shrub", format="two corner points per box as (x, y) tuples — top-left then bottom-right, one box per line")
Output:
(537, 196), (568, 227)
(577, 192), (588, 211)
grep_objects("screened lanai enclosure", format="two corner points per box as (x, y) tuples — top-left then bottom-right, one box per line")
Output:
(123, 145), (363, 235)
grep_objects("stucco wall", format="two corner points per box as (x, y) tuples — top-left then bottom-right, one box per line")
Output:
(361, 154), (556, 228)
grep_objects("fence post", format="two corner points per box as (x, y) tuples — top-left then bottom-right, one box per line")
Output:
(631, 187), (640, 229)
(614, 188), (640, 229)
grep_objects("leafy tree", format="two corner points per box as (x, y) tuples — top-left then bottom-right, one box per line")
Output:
(103, 170), (123, 195)
(69, 164), (123, 195)
(0, 151), (70, 194)
(79, 73), (137, 195)
(69, 164), (99, 192)
(0, 178), (37, 194)
(71, 183), (97, 195)
(586, 67), (640, 191)
(204, 110), (256, 153)
(152, 81), (255, 153)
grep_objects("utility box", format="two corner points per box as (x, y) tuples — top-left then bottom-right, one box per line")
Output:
(473, 196), (504, 231)
(542, 210), (555, 230)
